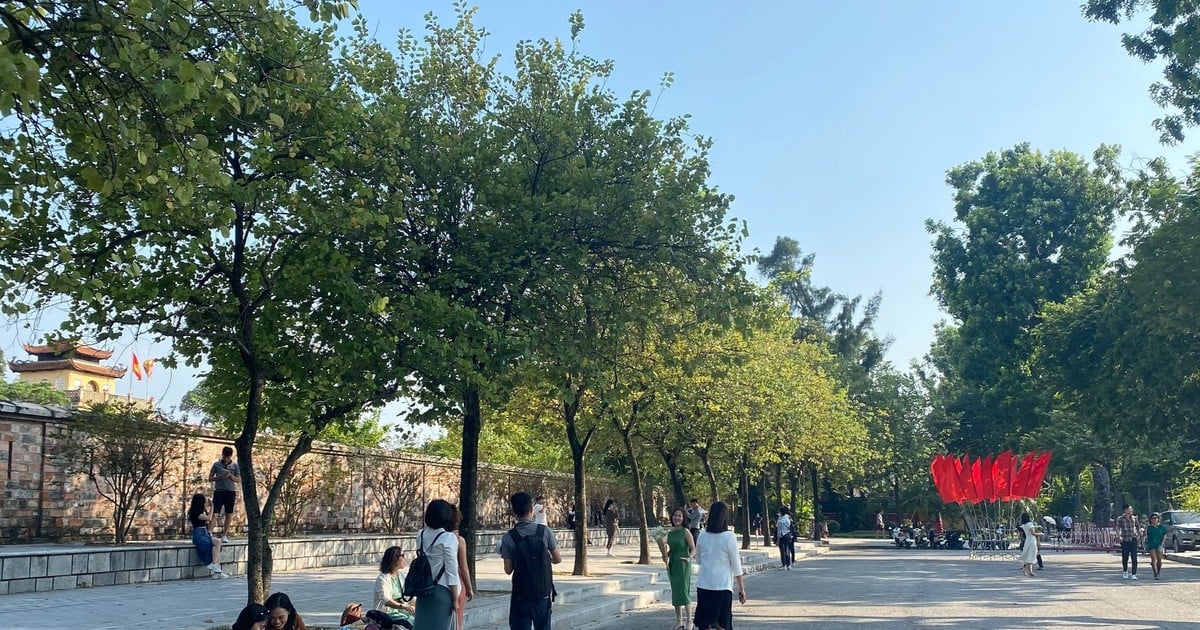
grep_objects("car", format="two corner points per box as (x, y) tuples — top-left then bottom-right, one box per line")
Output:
(1159, 510), (1200, 552)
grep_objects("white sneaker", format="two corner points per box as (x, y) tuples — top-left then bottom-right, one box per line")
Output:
(207, 563), (222, 573)
(211, 571), (231, 579)
(1131, 574), (1139, 580)
(1122, 571), (1129, 579)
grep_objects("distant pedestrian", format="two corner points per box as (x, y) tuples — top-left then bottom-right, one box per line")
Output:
(533, 495), (547, 526)
(875, 509), (885, 538)
(186, 493), (226, 577)
(603, 498), (620, 556)
(1061, 514), (1073, 541)
(501, 491), (562, 630)
(1146, 513), (1167, 579)
(1117, 504), (1140, 580)
(209, 446), (240, 542)
(447, 505), (475, 629)
(413, 499), (460, 630)
(1018, 513), (1038, 577)
(776, 507), (794, 570)
(752, 513), (762, 537)
(664, 506), (697, 630)
(567, 506), (577, 530)
(694, 502), (746, 630)
(687, 499), (706, 545)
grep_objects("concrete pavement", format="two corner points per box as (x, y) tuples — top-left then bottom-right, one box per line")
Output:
(582, 538), (1200, 629)
(0, 536), (798, 629)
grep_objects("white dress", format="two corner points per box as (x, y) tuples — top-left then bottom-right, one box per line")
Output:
(1019, 521), (1038, 564)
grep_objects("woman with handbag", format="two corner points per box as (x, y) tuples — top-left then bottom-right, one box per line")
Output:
(693, 502), (746, 630)
(413, 499), (460, 630)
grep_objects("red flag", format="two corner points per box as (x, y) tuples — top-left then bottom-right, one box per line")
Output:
(959, 455), (978, 503)
(142, 358), (155, 378)
(931, 456), (953, 504)
(1013, 452), (1036, 499)
(131, 352), (143, 381)
(980, 454), (996, 502)
(1027, 452), (1053, 498)
(971, 457), (984, 503)
(994, 451), (1013, 500)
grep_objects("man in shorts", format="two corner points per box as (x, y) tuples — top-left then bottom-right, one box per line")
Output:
(210, 447), (241, 542)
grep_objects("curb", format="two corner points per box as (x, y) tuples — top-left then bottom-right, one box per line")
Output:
(474, 544), (828, 630)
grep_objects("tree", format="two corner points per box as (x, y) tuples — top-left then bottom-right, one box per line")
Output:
(1083, 0), (1200, 143)
(0, 0), (429, 603)
(52, 403), (182, 543)
(0, 352), (69, 405)
(926, 144), (1121, 451)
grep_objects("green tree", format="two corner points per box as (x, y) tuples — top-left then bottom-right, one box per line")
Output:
(1083, 0), (1200, 143)
(0, 352), (69, 405)
(926, 144), (1121, 451)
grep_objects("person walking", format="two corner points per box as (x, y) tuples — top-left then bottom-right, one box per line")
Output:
(209, 446), (241, 541)
(1018, 513), (1038, 577)
(776, 507), (794, 570)
(603, 499), (620, 557)
(532, 496), (548, 526)
(752, 514), (762, 537)
(875, 509), (885, 539)
(447, 505), (475, 629)
(693, 502), (746, 630)
(1117, 504), (1140, 580)
(1061, 513), (1074, 542)
(687, 499), (706, 545)
(501, 491), (562, 630)
(413, 499), (460, 630)
(663, 507), (697, 630)
(1146, 512), (1167, 579)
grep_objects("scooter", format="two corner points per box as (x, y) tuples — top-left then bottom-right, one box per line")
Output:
(892, 526), (913, 548)
(913, 525), (930, 549)
(944, 530), (966, 550)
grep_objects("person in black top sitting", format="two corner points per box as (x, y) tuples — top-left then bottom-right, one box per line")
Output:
(188, 493), (227, 577)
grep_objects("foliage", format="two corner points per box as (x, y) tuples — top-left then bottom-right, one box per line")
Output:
(52, 403), (183, 543)
(1083, 0), (1200, 143)
(254, 450), (349, 537)
(1172, 461), (1200, 511)
(364, 460), (424, 534)
(926, 143), (1121, 451)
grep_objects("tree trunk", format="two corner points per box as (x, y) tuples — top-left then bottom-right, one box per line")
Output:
(617, 422), (651, 564)
(1092, 461), (1113, 525)
(810, 465), (821, 541)
(788, 470), (799, 516)
(237, 374), (267, 604)
(698, 445), (718, 503)
(659, 446), (686, 509)
(759, 470), (771, 547)
(565, 392), (593, 576)
(459, 384), (482, 581)
(1071, 468), (1082, 515)
(739, 458), (751, 549)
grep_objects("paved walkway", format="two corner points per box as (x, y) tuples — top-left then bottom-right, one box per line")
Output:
(583, 538), (1200, 629)
(0, 538), (780, 630)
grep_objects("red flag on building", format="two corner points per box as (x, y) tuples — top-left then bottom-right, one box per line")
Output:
(131, 352), (143, 381)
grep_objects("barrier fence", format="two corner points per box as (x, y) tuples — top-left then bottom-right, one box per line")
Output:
(1047, 523), (1120, 552)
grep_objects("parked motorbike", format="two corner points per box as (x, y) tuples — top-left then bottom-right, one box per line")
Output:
(913, 525), (930, 549)
(892, 526), (913, 548)
(944, 530), (966, 550)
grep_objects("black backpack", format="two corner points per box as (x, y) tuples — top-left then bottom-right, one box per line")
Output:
(509, 524), (554, 601)
(402, 530), (446, 600)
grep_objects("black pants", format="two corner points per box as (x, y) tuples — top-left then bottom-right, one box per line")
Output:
(509, 596), (552, 630)
(778, 533), (794, 566)
(1121, 540), (1138, 574)
(694, 588), (732, 629)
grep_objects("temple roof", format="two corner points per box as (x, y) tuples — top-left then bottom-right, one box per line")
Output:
(22, 343), (114, 361)
(8, 359), (126, 378)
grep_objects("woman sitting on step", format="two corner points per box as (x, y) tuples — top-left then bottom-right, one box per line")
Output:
(186, 494), (227, 578)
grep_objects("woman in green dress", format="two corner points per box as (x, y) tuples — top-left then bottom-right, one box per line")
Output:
(1146, 513), (1167, 579)
(663, 506), (697, 630)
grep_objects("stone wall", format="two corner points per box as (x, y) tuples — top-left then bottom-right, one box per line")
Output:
(0, 408), (655, 544)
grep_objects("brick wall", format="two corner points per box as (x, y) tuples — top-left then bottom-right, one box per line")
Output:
(0, 411), (650, 544)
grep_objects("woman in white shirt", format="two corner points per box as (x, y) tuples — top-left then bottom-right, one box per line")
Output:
(693, 501), (746, 630)
(374, 546), (415, 627)
(413, 499), (461, 630)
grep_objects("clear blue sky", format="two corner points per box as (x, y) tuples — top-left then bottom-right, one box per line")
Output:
(2, 1), (1192, 414)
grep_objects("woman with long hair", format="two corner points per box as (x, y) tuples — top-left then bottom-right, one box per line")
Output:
(374, 546), (415, 628)
(446, 504), (475, 629)
(1146, 513), (1167, 579)
(693, 502), (746, 630)
(231, 604), (269, 630)
(186, 493), (226, 577)
(265, 592), (307, 630)
(603, 498), (620, 556)
(413, 499), (460, 630)
(1018, 513), (1038, 577)
(664, 506), (697, 630)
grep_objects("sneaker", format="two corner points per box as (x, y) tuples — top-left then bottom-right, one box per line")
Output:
(207, 563), (222, 573)
(1122, 571), (1129, 579)
(1131, 574), (1139, 580)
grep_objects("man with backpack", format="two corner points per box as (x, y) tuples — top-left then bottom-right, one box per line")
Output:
(501, 492), (562, 630)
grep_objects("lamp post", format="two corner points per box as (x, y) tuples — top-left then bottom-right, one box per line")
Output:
(1140, 481), (1155, 514)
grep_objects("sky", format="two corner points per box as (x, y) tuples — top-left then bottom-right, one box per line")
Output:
(2, 1), (1194, 420)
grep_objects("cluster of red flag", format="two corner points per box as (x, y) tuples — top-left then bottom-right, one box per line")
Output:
(929, 451), (1052, 504)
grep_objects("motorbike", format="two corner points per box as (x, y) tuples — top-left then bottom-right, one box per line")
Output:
(892, 526), (913, 548)
(913, 525), (930, 549)
(944, 530), (966, 550)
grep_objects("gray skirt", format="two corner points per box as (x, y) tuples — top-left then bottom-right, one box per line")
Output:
(413, 584), (454, 630)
